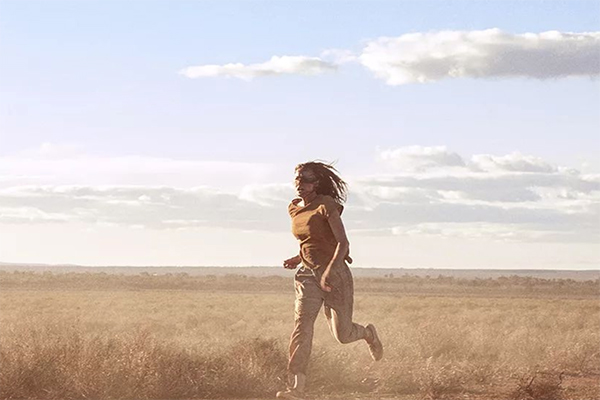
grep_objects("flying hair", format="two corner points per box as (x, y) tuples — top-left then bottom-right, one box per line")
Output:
(295, 161), (348, 205)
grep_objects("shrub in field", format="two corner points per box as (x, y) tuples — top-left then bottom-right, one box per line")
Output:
(210, 337), (288, 397)
(553, 340), (600, 375)
(371, 362), (421, 395)
(414, 357), (465, 400)
(0, 325), (287, 399)
(1, 280), (598, 399)
(511, 371), (564, 400)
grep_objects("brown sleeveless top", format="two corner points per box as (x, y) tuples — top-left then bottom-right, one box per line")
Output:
(288, 194), (344, 270)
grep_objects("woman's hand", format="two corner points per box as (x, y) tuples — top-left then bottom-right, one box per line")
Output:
(320, 270), (332, 292)
(283, 255), (302, 269)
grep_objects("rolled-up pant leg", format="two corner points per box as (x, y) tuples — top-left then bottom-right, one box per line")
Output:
(288, 275), (324, 375)
(323, 264), (368, 344)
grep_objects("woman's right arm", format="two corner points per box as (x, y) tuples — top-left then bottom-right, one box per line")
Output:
(283, 254), (302, 269)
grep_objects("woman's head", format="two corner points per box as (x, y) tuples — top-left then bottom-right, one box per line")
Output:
(294, 161), (348, 204)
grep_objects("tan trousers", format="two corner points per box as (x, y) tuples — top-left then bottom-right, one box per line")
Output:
(287, 263), (368, 374)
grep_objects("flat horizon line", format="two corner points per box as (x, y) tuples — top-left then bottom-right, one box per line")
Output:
(1, 261), (598, 272)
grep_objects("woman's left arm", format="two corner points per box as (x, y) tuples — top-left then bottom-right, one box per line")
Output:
(320, 211), (350, 292)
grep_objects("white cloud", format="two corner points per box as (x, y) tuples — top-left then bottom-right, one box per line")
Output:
(471, 152), (558, 173)
(180, 55), (336, 80)
(378, 145), (466, 172)
(390, 222), (569, 242)
(0, 185), (288, 231)
(347, 146), (600, 242)
(15, 142), (84, 159)
(0, 206), (72, 224)
(359, 29), (600, 85)
(178, 30), (600, 85)
(239, 183), (294, 207)
(320, 48), (358, 64)
(1, 145), (597, 243)
(0, 145), (275, 189)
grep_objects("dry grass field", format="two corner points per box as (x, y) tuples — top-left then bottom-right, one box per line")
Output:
(0, 270), (599, 400)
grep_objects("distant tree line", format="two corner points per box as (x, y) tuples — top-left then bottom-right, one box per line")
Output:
(1, 270), (598, 298)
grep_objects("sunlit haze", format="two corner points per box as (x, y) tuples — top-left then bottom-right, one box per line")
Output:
(1, 1), (598, 269)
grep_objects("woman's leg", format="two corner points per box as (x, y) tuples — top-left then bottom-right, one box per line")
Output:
(287, 275), (324, 379)
(323, 264), (368, 344)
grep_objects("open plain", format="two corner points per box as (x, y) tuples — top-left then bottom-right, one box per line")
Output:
(0, 269), (599, 400)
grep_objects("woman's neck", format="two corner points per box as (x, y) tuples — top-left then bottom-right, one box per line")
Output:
(300, 192), (318, 206)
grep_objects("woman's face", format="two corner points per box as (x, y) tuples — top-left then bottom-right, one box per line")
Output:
(294, 168), (319, 198)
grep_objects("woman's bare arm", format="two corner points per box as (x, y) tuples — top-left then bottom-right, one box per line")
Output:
(283, 254), (302, 269)
(320, 211), (350, 291)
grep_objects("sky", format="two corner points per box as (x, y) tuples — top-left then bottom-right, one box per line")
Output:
(0, 0), (598, 269)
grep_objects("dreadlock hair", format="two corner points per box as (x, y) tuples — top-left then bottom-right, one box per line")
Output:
(295, 161), (348, 205)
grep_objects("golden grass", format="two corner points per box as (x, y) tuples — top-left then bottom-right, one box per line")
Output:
(1, 272), (599, 399)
